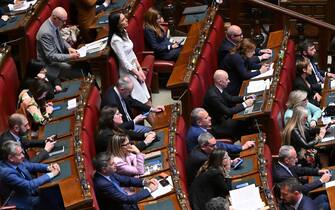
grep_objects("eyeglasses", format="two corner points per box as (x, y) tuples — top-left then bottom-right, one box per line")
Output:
(232, 33), (243, 37)
(121, 142), (131, 147)
(55, 16), (67, 24)
(206, 143), (216, 148)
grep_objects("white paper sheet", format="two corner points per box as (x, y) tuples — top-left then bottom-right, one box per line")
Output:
(67, 98), (77, 110)
(247, 79), (271, 94)
(251, 63), (274, 80)
(9, 0), (37, 12)
(230, 184), (265, 210)
(151, 176), (174, 198)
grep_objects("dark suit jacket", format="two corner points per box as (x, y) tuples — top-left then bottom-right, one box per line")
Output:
(189, 168), (232, 210)
(144, 27), (180, 61)
(290, 127), (319, 154)
(93, 172), (150, 210)
(279, 195), (317, 210)
(101, 87), (151, 123)
(0, 7), (6, 27)
(293, 75), (320, 106)
(0, 130), (49, 162)
(95, 127), (146, 153)
(218, 38), (235, 68)
(185, 146), (208, 187)
(185, 125), (242, 153)
(306, 57), (324, 92)
(203, 86), (245, 125)
(222, 53), (261, 95)
(272, 162), (322, 195)
(0, 160), (51, 210)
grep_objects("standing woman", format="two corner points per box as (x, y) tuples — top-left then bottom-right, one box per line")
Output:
(108, 13), (150, 104)
(144, 7), (181, 61)
(189, 148), (232, 210)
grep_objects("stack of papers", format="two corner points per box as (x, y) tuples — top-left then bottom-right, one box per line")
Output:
(9, 0), (37, 12)
(251, 63), (274, 80)
(67, 98), (77, 110)
(77, 37), (108, 57)
(230, 184), (265, 210)
(247, 79), (271, 94)
(330, 80), (335, 89)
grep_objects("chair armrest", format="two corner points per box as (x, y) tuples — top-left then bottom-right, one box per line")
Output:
(141, 51), (154, 56)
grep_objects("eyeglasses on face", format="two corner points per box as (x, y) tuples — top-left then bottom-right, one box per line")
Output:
(121, 142), (131, 147)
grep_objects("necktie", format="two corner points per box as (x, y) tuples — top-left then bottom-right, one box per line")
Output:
(55, 29), (64, 52)
(311, 62), (324, 83)
(16, 167), (26, 179)
(120, 98), (132, 121)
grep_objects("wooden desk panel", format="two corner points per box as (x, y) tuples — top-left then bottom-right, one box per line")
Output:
(229, 154), (259, 179)
(38, 116), (75, 140)
(240, 133), (259, 157)
(150, 105), (172, 130)
(141, 128), (169, 153)
(42, 136), (75, 163)
(138, 193), (182, 210)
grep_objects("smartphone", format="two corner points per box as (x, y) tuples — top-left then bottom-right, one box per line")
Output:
(159, 179), (170, 187)
(232, 159), (244, 170)
(53, 105), (61, 111)
(178, 39), (185, 45)
(142, 111), (150, 116)
(47, 134), (58, 142)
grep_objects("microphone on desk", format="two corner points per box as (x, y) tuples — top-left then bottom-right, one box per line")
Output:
(0, 37), (24, 48)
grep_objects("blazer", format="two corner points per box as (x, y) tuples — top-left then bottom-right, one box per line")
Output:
(144, 27), (180, 61)
(284, 102), (322, 125)
(218, 38), (236, 68)
(114, 153), (145, 176)
(290, 127), (320, 153)
(189, 168), (232, 210)
(293, 76), (320, 107)
(93, 172), (150, 210)
(0, 130), (49, 162)
(279, 195), (317, 210)
(95, 127), (147, 153)
(36, 19), (71, 66)
(186, 125), (242, 153)
(222, 53), (261, 95)
(203, 86), (245, 125)
(185, 146), (208, 187)
(0, 160), (51, 210)
(306, 57), (324, 91)
(272, 162), (322, 195)
(101, 87), (151, 123)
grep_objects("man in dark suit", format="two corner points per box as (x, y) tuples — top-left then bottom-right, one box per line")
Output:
(0, 140), (60, 210)
(273, 145), (330, 210)
(299, 39), (335, 88)
(218, 25), (271, 69)
(185, 132), (241, 187)
(101, 76), (165, 134)
(93, 152), (158, 210)
(0, 113), (56, 162)
(278, 178), (317, 210)
(36, 7), (83, 80)
(203, 69), (255, 139)
(186, 107), (255, 153)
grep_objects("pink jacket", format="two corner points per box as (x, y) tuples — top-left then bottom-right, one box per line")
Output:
(114, 153), (145, 176)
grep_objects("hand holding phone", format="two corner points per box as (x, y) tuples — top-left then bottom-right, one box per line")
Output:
(53, 105), (61, 111)
(232, 158), (244, 170)
(142, 111), (150, 116)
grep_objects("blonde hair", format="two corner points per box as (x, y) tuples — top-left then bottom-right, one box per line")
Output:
(282, 106), (308, 145)
(108, 134), (129, 158)
(286, 90), (308, 109)
(144, 7), (164, 37)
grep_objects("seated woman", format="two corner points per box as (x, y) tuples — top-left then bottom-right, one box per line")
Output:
(222, 38), (270, 96)
(189, 148), (232, 210)
(282, 106), (326, 167)
(108, 12), (150, 104)
(108, 133), (145, 177)
(293, 56), (322, 107)
(95, 106), (156, 153)
(284, 90), (322, 127)
(144, 7), (181, 61)
(17, 79), (54, 127)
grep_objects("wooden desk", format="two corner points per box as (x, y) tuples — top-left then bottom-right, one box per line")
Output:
(240, 133), (259, 157)
(38, 115), (75, 140)
(143, 148), (170, 177)
(138, 193), (183, 210)
(141, 127), (169, 154)
(229, 154), (259, 179)
(150, 105), (173, 130)
(326, 186), (335, 210)
(308, 166), (335, 194)
(52, 79), (83, 102)
(42, 136), (75, 163)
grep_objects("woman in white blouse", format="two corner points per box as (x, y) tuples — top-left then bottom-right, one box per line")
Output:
(107, 12), (150, 104)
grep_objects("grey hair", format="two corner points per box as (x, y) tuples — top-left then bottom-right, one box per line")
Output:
(93, 152), (114, 172)
(278, 145), (294, 161)
(190, 107), (206, 125)
(198, 132), (214, 146)
(1, 140), (21, 160)
(116, 76), (132, 90)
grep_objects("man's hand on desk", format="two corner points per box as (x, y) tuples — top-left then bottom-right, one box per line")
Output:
(144, 131), (156, 145)
(244, 98), (254, 107)
(319, 169), (330, 175)
(144, 178), (159, 192)
(48, 163), (61, 176)
(259, 53), (272, 61)
(245, 94), (256, 100)
(241, 140), (255, 150)
(68, 48), (80, 60)
(259, 49), (272, 55)
(327, 73), (335, 79)
(44, 140), (56, 152)
(319, 172), (332, 183)
(151, 105), (165, 113)
(1, 15), (9, 22)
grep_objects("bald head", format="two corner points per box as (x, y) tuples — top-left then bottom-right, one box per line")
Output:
(51, 7), (67, 28)
(8, 113), (30, 136)
(213, 69), (229, 89)
(227, 25), (243, 43)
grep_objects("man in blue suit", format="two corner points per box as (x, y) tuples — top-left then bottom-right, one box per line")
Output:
(279, 178), (317, 210)
(186, 107), (255, 153)
(93, 152), (158, 210)
(0, 140), (60, 210)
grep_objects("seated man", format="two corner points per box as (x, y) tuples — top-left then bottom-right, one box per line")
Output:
(218, 24), (271, 69)
(186, 107), (255, 153)
(279, 178), (317, 210)
(273, 145), (330, 210)
(0, 140), (60, 210)
(203, 69), (255, 139)
(101, 76), (165, 134)
(0, 113), (56, 163)
(36, 7), (84, 80)
(299, 39), (335, 89)
(93, 152), (158, 210)
(185, 132), (241, 187)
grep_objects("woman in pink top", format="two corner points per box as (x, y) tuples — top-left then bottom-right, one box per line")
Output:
(109, 134), (145, 176)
